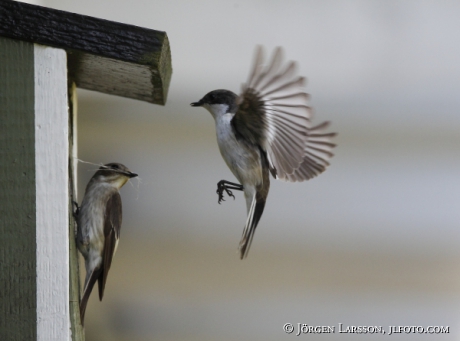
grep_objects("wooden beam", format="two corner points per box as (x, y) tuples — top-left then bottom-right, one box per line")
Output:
(0, 37), (71, 341)
(35, 44), (71, 340)
(0, 0), (172, 105)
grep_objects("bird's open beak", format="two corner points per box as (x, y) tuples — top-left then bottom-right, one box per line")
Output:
(190, 100), (202, 107)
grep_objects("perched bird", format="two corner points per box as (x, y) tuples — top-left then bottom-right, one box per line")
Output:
(191, 46), (336, 259)
(76, 163), (138, 325)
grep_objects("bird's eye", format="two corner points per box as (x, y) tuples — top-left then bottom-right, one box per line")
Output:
(111, 164), (119, 169)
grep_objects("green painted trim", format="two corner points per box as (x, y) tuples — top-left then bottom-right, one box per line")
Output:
(0, 37), (36, 340)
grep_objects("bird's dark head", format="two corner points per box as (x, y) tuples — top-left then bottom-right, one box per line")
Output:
(93, 163), (138, 188)
(191, 90), (238, 118)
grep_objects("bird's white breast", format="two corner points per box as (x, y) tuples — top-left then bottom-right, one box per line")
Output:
(215, 114), (263, 187)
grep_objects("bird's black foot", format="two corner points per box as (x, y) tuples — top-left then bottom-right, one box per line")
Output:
(216, 180), (243, 204)
(72, 201), (80, 220)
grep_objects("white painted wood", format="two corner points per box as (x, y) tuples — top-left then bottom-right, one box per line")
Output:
(34, 44), (71, 341)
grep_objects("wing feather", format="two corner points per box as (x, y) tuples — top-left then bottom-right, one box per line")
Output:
(262, 76), (306, 97)
(251, 47), (283, 90)
(233, 46), (336, 181)
(259, 61), (297, 93)
(246, 46), (265, 89)
(283, 122), (337, 182)
(98, 192), (122, 300)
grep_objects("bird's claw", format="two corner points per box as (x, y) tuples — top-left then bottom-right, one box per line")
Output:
(216, 188), (224, 204)
(226, 189), (235, 200)
(72, 201), (80, 219)
(216, 183), (235, 204)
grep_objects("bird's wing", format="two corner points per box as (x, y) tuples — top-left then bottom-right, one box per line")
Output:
(233, 46), (336, 181)
(284, 121), (337, 182)
(232, 46), (312, 180)
(98, 191), (122, 301)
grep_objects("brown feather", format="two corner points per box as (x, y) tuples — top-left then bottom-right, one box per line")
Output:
(79, 267), (103, 326)
(231, 89), (267, 146)
(236, 47), (336, 182)
(99, 192), (122, 300)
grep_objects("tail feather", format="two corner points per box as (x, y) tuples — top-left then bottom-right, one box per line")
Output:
(80, 267), (102, 326)
(239, 193), (266, 259)
(98, 271), (106, 301)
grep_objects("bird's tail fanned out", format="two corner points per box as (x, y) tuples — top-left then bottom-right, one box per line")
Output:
(239, 192), (266, 259)
(79, 267), (102, 326)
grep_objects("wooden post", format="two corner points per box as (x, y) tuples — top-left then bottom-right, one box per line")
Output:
(0, 1), (172, 340)
(0, 37), (71, 341)
(68, 83), (84, 340)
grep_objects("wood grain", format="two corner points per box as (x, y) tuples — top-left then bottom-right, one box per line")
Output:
(0, 37), (37, 341)
(34, 44), (71, 340)
(0, 0), (172, 105)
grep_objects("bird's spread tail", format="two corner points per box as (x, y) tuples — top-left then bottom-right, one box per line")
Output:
(239, 192), (266, 259)
(79, 267), (102, 326)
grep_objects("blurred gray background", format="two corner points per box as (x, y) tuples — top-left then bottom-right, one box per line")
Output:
(23, 0), (460, 340)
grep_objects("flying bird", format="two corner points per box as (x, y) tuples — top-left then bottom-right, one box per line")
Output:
(191, 46), (336, 259)
(75, 162), (138, 325)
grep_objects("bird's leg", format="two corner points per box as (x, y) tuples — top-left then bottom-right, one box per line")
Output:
(216, 180), (243, 204)
(72, 201), (80, 220)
